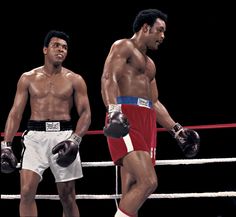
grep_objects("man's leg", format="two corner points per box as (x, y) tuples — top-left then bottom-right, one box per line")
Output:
(20, 170), (40, 217)
(57, 181), (80, 217)
(115, 151), (157, 216)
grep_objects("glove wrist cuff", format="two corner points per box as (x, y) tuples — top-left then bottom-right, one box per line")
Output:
(107, 104), (121, 113)
(1, 141), (12, 149)
(69, 133), (82, 146)
(169, 123), (183, 138)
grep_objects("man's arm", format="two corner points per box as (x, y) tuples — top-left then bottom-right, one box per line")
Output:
(150, 78), (176, 129)
(101, 40), (129, 106)
(52, 73), (91, 167)
(154, 99), (176, 129)
(101, 40), (131, 138)
(3, 73), (29, 142)
(151, 79), (200, 158)
(73, 74), (91, 137)
(1, 73), (29, 173)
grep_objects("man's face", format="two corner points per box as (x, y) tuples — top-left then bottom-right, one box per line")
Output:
(44, 37), (68, 64)
(147, 18), (166, 50)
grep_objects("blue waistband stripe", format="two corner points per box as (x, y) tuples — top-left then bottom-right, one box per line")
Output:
(117, 96), (152, 108)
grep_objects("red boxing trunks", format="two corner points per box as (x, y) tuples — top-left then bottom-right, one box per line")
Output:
(106, 96), (157, 165)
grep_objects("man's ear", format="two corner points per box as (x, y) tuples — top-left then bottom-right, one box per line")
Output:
(43, 47), (47, 55)
(143, 24), (150, 33)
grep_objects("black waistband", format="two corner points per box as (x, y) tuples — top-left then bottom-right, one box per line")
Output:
(27, 120), (73, 131)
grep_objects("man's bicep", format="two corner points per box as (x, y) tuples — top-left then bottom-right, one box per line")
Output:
(103, 43), (128, 80)
(10, 76), (29, 115)
(73, 77), (90, 115)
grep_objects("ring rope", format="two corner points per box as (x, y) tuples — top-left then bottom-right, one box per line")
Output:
(82, 157), (236, 167)
(2, 123), (236, 201)
(1, 123), (235, 137)
(5, 157), (235, 201)
(2, 191), (236, 200)
(15, 157), (236, 168)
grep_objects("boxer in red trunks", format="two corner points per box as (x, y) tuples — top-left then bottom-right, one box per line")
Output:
(101, 9), (200, 217)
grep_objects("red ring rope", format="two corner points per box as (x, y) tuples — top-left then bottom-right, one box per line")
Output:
(1, 123), (235, 137)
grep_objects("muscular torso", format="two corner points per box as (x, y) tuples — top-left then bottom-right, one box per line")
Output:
(26, 67), (74, 120)
(102, 39), (157, 105)
(118, 49), (155, 98)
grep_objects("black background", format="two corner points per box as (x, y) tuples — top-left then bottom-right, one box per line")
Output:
(1, 1), (236, 216)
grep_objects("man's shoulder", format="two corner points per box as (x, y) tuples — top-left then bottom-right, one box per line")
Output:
(63, 67), (77, 76)
(111, 39), (134, 54)
(22, 66), (42, 76)
(113, 38), (132, 46)
(17, 67), (42, 85)
(63, 68), (83, 80)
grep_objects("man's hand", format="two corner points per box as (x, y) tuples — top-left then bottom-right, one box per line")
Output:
(170, 123), (200, 158)
(103, 104), (130, 138)
(1, 141), (18, 173)
(52, 133), (82, 167)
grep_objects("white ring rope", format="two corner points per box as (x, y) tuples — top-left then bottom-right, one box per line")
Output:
(81, 157), (236, 167)
(3, 157), (236, 200)
(15, 157), (236, 168)
(2, 191), (236, 200)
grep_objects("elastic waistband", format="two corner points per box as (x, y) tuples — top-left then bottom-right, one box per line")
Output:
(27, 120), (73, 132)
(117, 96), (152, 108)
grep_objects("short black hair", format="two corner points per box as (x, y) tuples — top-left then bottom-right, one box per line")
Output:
(43, 30), (70, 47)
(132, 9), (168, 33)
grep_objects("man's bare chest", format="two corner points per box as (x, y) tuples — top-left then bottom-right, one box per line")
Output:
(29, 77), (73, 98)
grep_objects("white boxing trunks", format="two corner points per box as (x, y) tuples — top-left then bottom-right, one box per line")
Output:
(21, 120), (83, 182)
